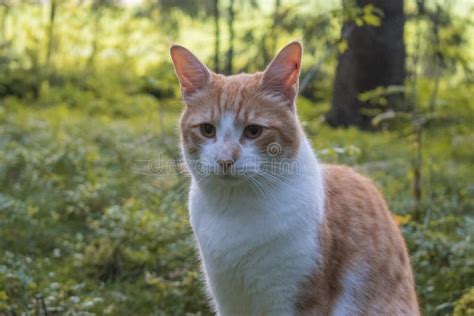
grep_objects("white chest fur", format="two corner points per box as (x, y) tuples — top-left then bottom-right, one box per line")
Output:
(188, 141), (325, 315)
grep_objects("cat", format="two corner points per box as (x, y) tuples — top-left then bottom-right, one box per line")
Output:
(170, 41), (419, 316)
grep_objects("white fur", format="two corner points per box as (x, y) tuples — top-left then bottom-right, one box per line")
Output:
(184, 113), (325, 315)
(331, 265), (368, 316)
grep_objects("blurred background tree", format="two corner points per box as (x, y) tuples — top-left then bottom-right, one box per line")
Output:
(327, 0), (406, 129)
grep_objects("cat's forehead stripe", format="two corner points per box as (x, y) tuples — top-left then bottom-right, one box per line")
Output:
(220, 77), (244, 112)
(212, 74), (264, 124)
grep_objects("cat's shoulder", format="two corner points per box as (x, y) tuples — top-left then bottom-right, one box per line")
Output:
(321, 163), (390, 218)
(322, 164), (377, 192)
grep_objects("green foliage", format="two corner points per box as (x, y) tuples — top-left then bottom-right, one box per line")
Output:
(0, 1), (473, 315)
(454, 288), (474, 316)
(343, 2), (384, 27)
(0, 101), (208, 315)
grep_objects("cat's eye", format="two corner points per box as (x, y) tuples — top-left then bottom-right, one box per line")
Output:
(199, 123), (216, 138)
(244, 125), (263, 139)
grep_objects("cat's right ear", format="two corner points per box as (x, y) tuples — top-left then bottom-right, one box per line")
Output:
(261, 41), (302, 102)
(170, 45), (211, 99)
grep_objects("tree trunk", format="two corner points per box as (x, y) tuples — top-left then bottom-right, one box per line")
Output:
(45, 0), (57, 70)
(213, 0), (220, 73)
(1, 4), (9, 44)
(327, 0), (406, 129)
(86, 10), (101, 72)
(270, 0), (281, 55)
(225, 0), (235, 75)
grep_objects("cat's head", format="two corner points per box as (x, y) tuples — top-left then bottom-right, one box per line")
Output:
(170, 42), (303, 184)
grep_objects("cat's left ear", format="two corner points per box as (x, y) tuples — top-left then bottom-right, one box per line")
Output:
(261, 41), (302, 102)
(170, 45), (211, 99)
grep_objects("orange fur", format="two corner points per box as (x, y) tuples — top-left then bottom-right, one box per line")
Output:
(297, 165), (419, 315)
(171, 42), (419, 315)
(179, 72), (302, 159)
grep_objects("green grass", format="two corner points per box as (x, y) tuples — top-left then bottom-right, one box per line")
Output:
(0, 84), (472, 314)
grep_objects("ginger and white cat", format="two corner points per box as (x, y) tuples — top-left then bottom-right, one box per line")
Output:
(170, 41), (419, 315)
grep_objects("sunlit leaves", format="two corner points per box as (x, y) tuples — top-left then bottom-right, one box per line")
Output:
(362, 4), (382, 27)
(393, 214), (412, 226)
(337, 39), (348, 54)
(343, 2), (384, 28)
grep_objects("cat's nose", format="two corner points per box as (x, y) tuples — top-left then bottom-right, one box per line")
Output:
(218, 159), (234, 173)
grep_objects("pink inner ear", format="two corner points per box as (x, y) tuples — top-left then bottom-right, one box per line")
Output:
(170, 45), (210, 96)
(285, 60), (300, 87)
(262, 42), (302, 98)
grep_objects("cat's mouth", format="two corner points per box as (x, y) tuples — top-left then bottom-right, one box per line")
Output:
(215, 168), (243, 179)
(192, 161), (257, 182)
(211, 173), (245, 186)
(213, 167), (251, 181)
(218, 174), (240, 180)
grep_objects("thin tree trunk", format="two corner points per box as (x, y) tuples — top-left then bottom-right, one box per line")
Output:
(225, 0), (235, 75)
(261, 0), (281, 66)
(270, 0), (281, 55)
(213, 0), (220, 73)
(413, 127), (423, 206)
(86, 10), (101, 71)
(45, 0), (57, 70)
(1, 4), (8, 44)
(410, 4), (421, 220)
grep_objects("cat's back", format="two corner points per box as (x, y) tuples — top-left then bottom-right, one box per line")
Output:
(297, 164), (419, 315)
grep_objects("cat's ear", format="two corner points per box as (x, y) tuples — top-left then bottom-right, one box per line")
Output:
(170, 45), (211, 98)
(261, 41), (302, 101)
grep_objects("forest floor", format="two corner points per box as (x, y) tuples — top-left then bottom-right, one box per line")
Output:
(0, 85), (473, 315)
